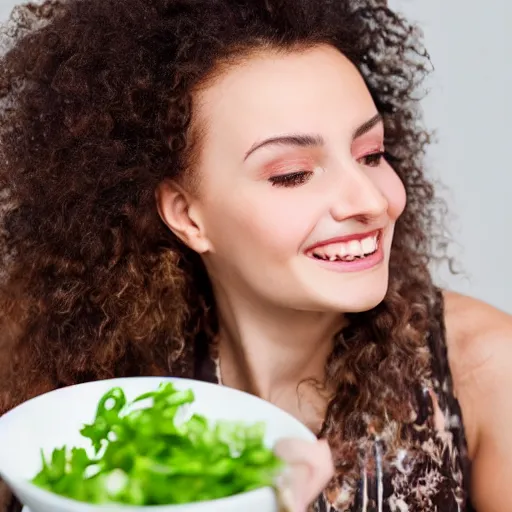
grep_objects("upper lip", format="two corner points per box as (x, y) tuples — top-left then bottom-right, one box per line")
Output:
(305, 229), (383, 252)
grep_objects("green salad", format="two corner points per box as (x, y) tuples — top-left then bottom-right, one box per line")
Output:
(32, 382), (283, 505)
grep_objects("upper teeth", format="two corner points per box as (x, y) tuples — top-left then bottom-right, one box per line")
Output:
(310, 235), (378, 261)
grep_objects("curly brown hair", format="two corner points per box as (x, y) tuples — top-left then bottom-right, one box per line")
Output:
(0, 0), (448, 482)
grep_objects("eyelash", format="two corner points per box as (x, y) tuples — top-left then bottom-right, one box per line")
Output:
(268, 171), (313, 187)
(268, 151), (389, 188)
(359, 151), (387, 167)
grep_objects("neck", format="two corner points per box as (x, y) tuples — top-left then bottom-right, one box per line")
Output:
(212, 283), (344, 406)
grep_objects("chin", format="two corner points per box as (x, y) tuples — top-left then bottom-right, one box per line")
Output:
(335, 289), (387, 313)
(338, 292), (387, 313)
(308, 275), (390, 314)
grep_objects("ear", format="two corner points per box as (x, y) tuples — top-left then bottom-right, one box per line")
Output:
(155, 180), (211, 253)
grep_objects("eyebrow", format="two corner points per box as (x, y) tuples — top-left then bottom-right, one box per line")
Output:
(243, 113), (383, 161)
(243, 134), (323, 161)
(353, 113), (383, 139)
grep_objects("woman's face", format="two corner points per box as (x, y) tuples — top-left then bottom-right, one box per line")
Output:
(161, 45), (406, 313)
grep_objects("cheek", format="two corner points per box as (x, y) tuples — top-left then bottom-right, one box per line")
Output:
(206, 191), (315, 260)
(372, 167), (406, 220)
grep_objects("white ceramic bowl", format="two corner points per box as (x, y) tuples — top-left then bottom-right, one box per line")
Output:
(0, 377), (315, 512)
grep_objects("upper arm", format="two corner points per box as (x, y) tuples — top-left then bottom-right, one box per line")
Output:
(444, 291), (512, 512)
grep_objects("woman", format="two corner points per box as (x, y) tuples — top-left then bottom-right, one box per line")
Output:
(0, 0), (511, 510)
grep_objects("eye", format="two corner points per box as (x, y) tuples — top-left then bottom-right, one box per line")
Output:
(358, 151), (386, 167)
(268, 170), (313, 188)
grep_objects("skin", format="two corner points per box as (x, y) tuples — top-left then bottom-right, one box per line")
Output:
(444, 292), (512, 512)
(157, 45), (512, 511)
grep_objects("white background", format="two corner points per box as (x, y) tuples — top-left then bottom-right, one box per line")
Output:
(1, 0), (511, 312)
(389, 0), (512, 313)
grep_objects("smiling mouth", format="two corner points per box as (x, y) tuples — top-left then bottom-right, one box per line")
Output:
(306, 231), (382, 262)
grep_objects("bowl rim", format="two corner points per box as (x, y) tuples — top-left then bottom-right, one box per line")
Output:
(0, 376), (316, 510)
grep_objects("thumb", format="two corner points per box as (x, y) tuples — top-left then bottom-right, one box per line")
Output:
(274, 438), (334, 512)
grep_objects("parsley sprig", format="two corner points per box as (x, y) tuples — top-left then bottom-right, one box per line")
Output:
(32, 382), (283, 505)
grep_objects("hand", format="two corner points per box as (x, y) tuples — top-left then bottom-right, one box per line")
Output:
(274, 438), (334, 512)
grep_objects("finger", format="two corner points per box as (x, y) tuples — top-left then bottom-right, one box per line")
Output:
(274, 438), (334, 491)
(274, 467), (308, 512)
(274, 438), (334, 510)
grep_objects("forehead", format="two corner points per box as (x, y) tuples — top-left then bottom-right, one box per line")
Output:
(193, 45), (377, 154)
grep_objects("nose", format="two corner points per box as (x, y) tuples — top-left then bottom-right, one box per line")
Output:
(329, 163), (388, 222)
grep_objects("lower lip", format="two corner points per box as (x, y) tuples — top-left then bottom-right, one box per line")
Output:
(307, 242), (384, 273)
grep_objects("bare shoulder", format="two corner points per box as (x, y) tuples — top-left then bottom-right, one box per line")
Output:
(443, 289), (512, 335)
(442, 290), (512, 466)
(443, 290), (512, 384)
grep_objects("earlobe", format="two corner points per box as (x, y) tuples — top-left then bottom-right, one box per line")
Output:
(155, 180), (211, 253)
